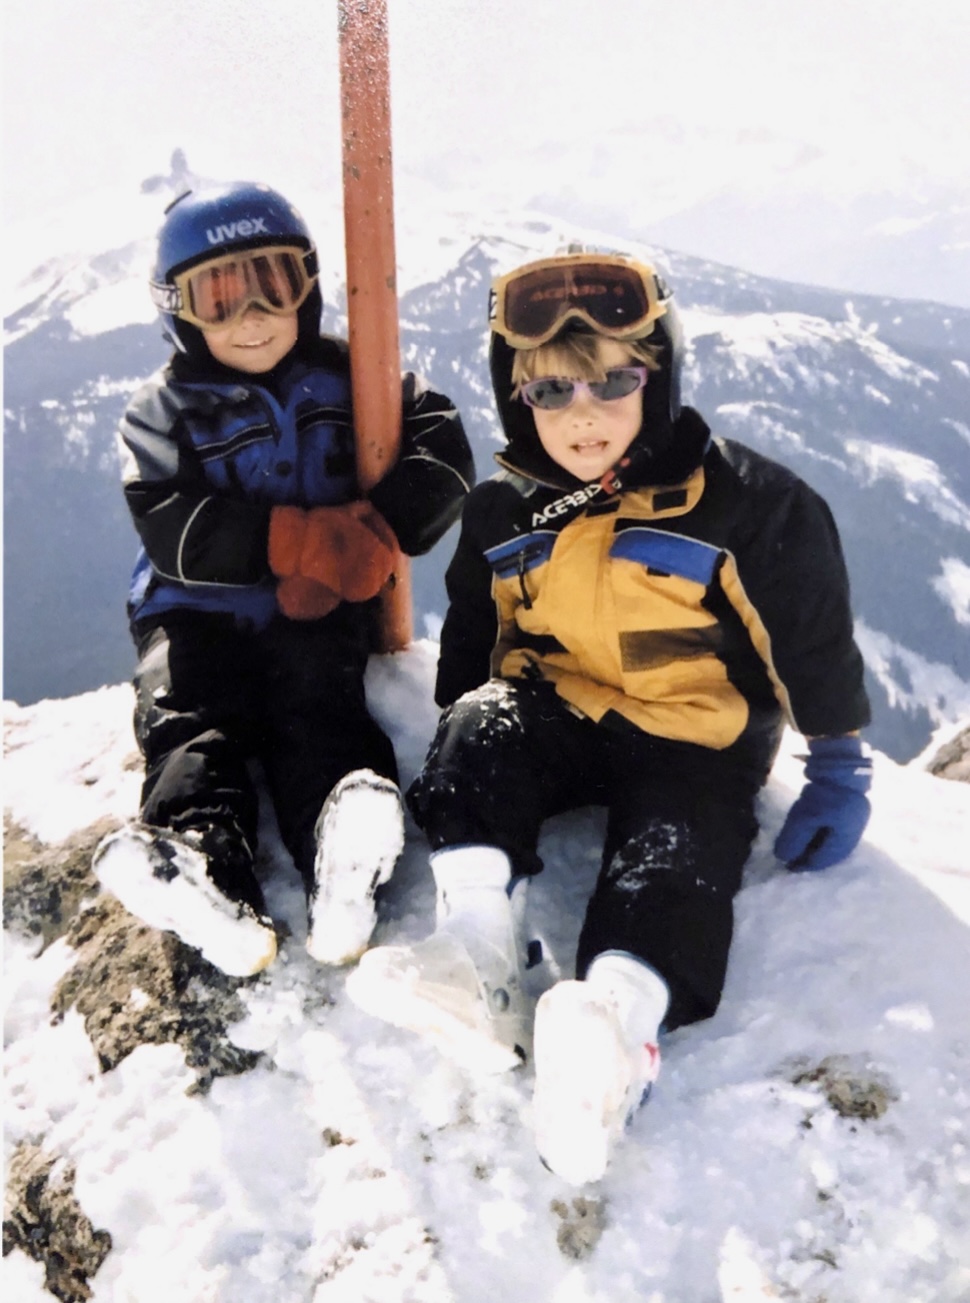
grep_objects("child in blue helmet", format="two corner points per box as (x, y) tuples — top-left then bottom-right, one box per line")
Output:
(347, 251), (872, 1185)
(94, 182), (474, 979)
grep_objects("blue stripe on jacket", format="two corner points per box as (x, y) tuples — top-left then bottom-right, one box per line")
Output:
(610, 527), (720, 585)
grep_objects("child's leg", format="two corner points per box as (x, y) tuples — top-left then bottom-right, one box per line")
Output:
(532, 740), (759, 1182)
(347, 680), (602, 1067)
(407, 678), (596, 874)
(256, 612), (399, 887)
(255, 613), (402, 965)
(94, 613), (277, 975)
(133, 614), (264, 902)
(578, 743), (761, 1030)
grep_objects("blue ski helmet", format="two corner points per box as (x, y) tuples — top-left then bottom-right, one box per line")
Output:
(150, 181), (321, 355)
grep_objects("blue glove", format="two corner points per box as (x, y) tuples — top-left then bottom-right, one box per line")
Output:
(774, 736), (872, 871)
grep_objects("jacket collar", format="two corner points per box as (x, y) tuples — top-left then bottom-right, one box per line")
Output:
(501, 449), (708, 535)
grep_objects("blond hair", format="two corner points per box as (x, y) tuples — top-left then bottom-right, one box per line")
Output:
(510, 332), (660, 398)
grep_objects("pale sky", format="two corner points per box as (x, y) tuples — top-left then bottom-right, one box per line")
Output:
(4, 0), (970, 224)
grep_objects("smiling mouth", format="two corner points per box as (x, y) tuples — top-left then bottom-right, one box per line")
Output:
(237, 338), (273, 349)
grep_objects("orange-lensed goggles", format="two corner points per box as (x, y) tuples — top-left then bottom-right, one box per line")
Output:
(490, 253), (668, 349)
(151, 246), (318, 329)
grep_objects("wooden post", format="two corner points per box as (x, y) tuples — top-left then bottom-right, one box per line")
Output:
(338, 0), (412, 649)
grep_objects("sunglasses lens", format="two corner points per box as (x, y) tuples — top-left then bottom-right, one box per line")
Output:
(521, 378), (577, 410)
(184, 250), (308, 326)
(502, 262), (655, 342)
(590, 368), (647, 401)
(520, 368), (646, 411)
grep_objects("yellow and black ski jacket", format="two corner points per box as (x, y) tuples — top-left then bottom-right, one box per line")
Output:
(436, 406), (870, 777)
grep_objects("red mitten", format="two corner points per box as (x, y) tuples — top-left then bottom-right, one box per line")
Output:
(357, 503), (399, 554)
(268, 505), (308, 578)
(298, 504), (358, 591)
(276, 575), (341, 620)
(300, 502), (398, 603)
(337, 503), (398, 602)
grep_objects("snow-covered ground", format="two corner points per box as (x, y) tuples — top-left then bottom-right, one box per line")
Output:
(4, 645), (970, 1302)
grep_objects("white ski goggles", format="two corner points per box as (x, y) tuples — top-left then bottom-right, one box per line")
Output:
(151, 245), (318, 329)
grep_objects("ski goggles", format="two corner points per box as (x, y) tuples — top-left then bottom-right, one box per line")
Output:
(518, 366), (649, 411)
(490, 254), (668, 349)
(151, 245), (318, 329)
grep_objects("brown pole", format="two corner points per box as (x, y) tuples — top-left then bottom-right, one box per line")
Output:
(338, 0), (412, 649)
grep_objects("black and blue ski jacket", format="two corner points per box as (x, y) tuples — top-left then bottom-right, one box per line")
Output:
(118, 334), (474, 629)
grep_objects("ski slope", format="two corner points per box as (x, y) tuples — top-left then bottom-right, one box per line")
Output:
(4, 645), (970, 1302)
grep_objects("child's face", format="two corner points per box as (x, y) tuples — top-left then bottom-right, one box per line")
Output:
(530, 339), (643, 482)
(202, 306), (299, 373)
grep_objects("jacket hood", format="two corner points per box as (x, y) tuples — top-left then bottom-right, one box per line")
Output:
(488, 329), (709, 490)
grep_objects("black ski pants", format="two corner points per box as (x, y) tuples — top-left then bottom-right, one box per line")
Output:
(131, 608), (397, 895)
(407, 679), (764, 1031)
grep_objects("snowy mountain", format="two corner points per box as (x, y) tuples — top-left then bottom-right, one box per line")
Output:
(410, 117), (970, 309)
(4, 657), (970, 1302)
(4, 176), (969, 761)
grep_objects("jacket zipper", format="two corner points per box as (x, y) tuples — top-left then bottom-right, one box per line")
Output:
(516, 541), (549, 609)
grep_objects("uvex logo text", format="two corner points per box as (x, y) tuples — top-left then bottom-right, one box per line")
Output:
(206, 218), (270, 244)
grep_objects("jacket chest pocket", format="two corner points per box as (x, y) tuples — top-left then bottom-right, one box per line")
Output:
(486, 531), (558, 611)
(190, 409), (278, 494)
(609, 525), (721, 586)
(608, 525), (726, 672)
(186, 401), (357, 504)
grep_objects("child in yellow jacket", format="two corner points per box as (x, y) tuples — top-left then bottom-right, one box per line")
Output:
(349, 251), (872, 1185)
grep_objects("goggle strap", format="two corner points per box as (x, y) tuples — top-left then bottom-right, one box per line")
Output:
(150, 280), (182, 314)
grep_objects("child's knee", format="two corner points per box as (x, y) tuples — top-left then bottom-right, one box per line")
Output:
(431, 681), (532, 766)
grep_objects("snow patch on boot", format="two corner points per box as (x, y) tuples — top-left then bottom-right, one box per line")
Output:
(92, 825), (277, 978)
(345, 845), (532, 1072)
(532, 979), (661, 1186)
(346, 932), (528, 1075)
(306, 769), (404, 967)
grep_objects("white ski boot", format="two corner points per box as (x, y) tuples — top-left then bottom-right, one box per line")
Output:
(346, 846), (531, 1074)
(92, 824), (278, 978)
(532, 952), (668, 1185)
(306, 769), (405, 966)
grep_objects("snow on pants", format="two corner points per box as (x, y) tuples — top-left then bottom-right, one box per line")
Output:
(407, 679), (764, 1031)
(131, 608), (398, 895)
